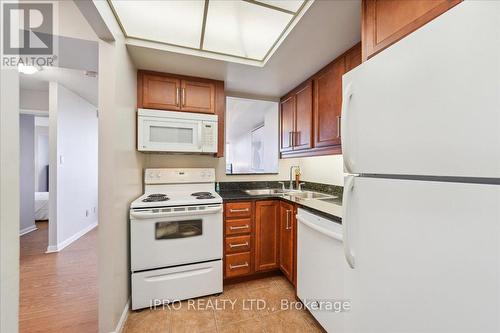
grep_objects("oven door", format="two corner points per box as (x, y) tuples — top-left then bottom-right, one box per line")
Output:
(138, 116), (202, 152)
(130, 204), (223, 272)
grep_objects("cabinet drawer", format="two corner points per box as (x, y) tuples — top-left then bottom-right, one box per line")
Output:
(225, 218), (252, 236)
(225, 202), (252, 218)
(225, 235), (251, 254)
(225, 252), (251, 278)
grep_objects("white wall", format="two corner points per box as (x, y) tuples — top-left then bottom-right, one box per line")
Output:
(20, 89), (49, 112)
(19, 115), (36, 234)
(0, 68), (20, 333)
(34, 117), (49, 192)
(48, 83), (98, 251)
(145, 154), (344, 186)
(145, 155), (302, 183)
(299, 155), (344, 186)
(58, 0), (98, 41)
(93, 2), (144, 332)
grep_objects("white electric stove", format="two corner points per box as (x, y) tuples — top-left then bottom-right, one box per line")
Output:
(130, 168), (223, 310)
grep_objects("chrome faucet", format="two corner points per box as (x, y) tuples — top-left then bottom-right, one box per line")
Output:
(289, 165), (300, 190)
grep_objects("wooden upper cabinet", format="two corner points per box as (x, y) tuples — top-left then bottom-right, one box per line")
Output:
(362, 0), (462, 61)
(280, 95), (295, 152)
(345, 43), (362, 73)
(313, 56), (344, 148)
(293, 82), (313, 150)
(280, 43), (360, 158)
(279, 201), (294, 283)
(254, 200), (280, 272)
(138, 71), (217, 114)
(181, 80), (215, 114)
(141, 74), (181, 110)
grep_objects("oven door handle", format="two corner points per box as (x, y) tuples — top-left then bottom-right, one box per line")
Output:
(131, 205), (222, 219)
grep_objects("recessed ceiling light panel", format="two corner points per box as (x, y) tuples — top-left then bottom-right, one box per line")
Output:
(110, 0), (205, 49)
(203, 1), (293, 60)
(108, 0), (312, 65)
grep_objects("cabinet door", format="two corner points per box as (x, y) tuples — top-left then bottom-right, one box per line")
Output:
(293, 82), (313, 151)
(142, 74), (181, 110)
(255, 200), (280, 272)
(279, 201), (294, 282)
(313, 57), (344, 148)
(181, 80), (215, 114)
(345, 43), (362, 73)
(362, 0), (462, 61)
(280, 95), (295, 152)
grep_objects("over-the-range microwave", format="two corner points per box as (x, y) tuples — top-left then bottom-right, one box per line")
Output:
(137, 109), (218, 153)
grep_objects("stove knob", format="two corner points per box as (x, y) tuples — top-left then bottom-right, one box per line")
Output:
(156, 173), (161, 178)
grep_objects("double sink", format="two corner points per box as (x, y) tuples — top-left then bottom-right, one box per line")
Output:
(244, 188), (338, 202)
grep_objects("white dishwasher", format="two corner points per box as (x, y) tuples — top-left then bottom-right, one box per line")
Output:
(297, 208), (346, 333)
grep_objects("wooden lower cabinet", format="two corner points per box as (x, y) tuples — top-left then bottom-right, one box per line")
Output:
(279, 201), (295, 283)
(223, 201), (254, 279)
(225, 252), (251, 278)
(254, 201), (280, 272)
(223, 200), (297, 284)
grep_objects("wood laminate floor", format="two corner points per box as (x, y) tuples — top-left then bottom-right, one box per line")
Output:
(124, 275), (326, 333)
(20, 221), (98, 333)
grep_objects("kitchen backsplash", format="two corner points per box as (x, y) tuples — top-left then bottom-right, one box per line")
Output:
(217, 180), (343, 198)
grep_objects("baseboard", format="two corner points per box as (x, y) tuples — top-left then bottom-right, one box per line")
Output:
(20, 225), (37, 236)
(46, 222), (97, 253)
(112, 299), (130, 333)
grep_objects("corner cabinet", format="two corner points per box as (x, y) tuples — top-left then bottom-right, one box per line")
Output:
(254, 201), (280, 272)
(361, 0), (462, 61)
(280, 43), (361, 158)
(137, 70), (225, 157)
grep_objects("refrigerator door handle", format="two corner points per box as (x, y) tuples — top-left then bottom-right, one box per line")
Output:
(341, 82), (354, 174)
(343, 175), (356, 269)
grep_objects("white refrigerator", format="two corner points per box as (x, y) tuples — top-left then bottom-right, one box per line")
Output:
(341, 1), (500, 333)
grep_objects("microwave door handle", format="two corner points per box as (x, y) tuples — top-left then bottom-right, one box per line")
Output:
(198, 122), (203, 151)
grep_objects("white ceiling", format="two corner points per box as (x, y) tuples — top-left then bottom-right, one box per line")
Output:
(127, 0), (361, 99)
(226, 97), (277, 140)
(20, 67), (98, 106)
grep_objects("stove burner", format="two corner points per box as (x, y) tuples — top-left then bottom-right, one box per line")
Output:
(142, 197), (169, 202)
(196, 195), (216, 200)
(148, 193), (168, 198)
(143, 194), (169, 202)
(191, 192), (212, 197)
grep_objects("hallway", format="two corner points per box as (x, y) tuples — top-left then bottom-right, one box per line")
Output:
(19, 221), (98, 332)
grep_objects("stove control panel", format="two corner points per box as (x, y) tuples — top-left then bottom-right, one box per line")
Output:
(145, 168), (216, 184)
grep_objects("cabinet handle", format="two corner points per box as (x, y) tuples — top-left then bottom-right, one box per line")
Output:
(229, 262), (249, 269)
(229, 208), (249, 213)
(289, 132), (293, 147)
(286, 210), (292, 230)
(182, 88), (186, 106)
(229, 225), (249, 230)
(337, 116), (341, 138)
(176, 87), (180, 106)
(229, 242), (249, 248)
(295, 131), (300, 146)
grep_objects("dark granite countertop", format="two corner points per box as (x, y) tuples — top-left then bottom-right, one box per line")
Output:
(217, 189), (342, 223)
